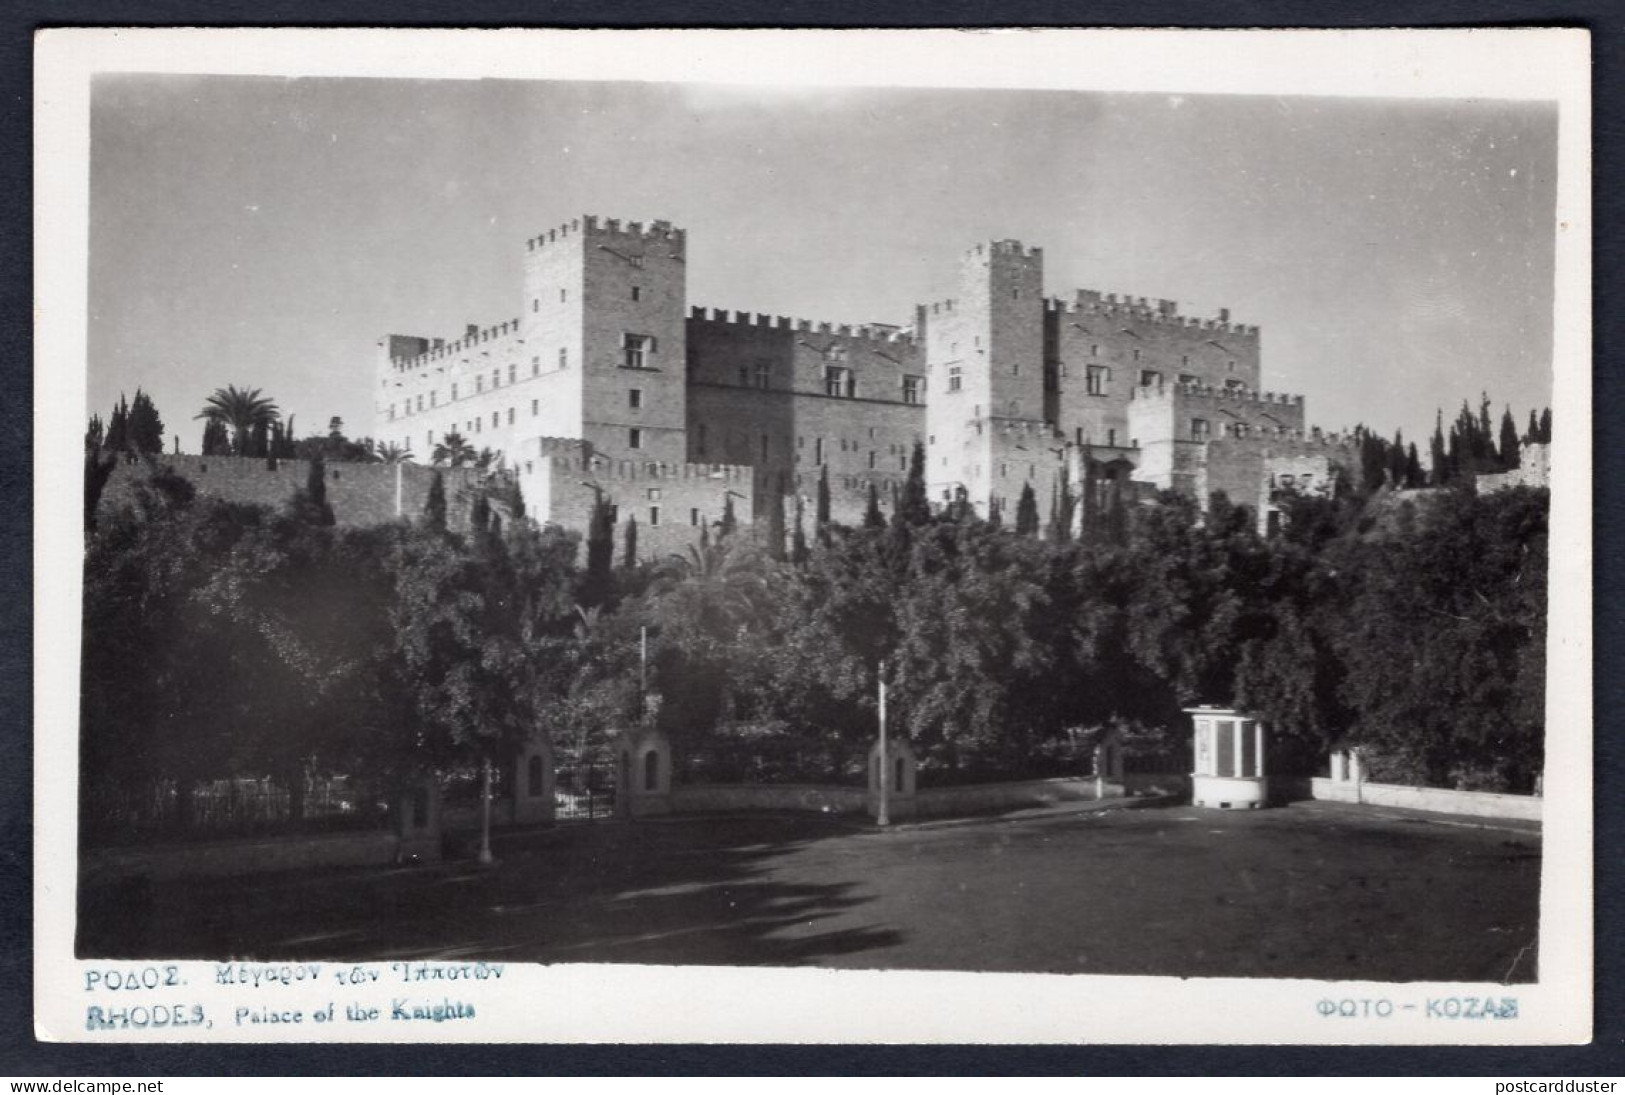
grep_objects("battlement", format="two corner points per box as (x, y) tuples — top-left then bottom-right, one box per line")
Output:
(529, 436), (753, 485)
(968, 239), (1042, 261)
(387, 317), (524, 371)
(1047, 292), (1258, 336)
(1131, 379), (1304, 408)
(1206, 426), (1358, 449)
(688, 306), (917, 347)
(525, 214), (687, 253)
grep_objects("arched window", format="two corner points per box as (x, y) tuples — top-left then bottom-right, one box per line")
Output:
(644, 749), (660, 791)
(527, 754), (544, 798)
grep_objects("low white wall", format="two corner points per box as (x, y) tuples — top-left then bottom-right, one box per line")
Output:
(84, 828), (407, 882)
(1311, 777), (1541, 821)
(671, 783), (869, 815)
(913, 777), (1103, 818)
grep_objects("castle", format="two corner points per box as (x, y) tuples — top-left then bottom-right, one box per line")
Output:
(370, 214), (1353, 554)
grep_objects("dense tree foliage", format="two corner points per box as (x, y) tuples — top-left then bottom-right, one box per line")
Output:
(81, 395), (1552, 844)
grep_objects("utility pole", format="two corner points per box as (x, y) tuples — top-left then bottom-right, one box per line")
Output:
(477, 756), (494, 865)
(877, 661), (890, 827)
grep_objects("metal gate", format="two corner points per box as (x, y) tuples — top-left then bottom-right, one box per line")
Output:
(554, 761), (616, 821)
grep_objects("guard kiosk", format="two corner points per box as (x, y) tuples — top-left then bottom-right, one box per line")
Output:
(1186, 706), (1270, 809)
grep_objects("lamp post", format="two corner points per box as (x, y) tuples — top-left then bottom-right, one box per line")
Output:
(477, 756), (494, 865)
(877, 661), (890, 828)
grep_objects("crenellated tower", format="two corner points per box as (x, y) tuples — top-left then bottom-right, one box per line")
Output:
(922, 239), (1060, 516)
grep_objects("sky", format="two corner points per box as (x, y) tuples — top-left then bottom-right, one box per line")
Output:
(86, 76), (1559, 452)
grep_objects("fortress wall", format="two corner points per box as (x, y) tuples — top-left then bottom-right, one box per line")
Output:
(686, 310), (924, 401)
(687, 377), (924, 526)
(99, 455), (485, 530)
(525, 438), (754, 563)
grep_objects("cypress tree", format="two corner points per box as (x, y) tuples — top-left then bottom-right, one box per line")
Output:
(897, 440), (931, 527)
(1525, 409), (1540, 445)
(1539, 408), (1552, 444)
(308, 453), (335, 525)
(469, 491), (491, 536)
(815, 464), (832, 546)
(582, 493), (615, 607)
(424, 471), (448, 531)
(766, 475), (787, 562)
(791, 496), (809, 565)
(127, 390), (164, 454)
(84, 414), (104, 452)
(1429, 409), (1448, 486)
(104, 395), (129, 453)
(201, 418), (231, 456)
(1404, 443), (1424, 489)
(1015, 482), (1040, 536)
(623, 516), (639, 568)
(700, 519), (712, 552)
(987, 494), (1003, 530)
(1499, 407), (1521, 469)
(249, 419), (270, 459)
(721, 493), (738, 538)
(864, 481), (886, 529)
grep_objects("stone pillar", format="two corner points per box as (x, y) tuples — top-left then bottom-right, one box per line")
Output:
(867, 737), (917, 821)
(1330, 750), (1346, 782)
(622, 729), (673, 819)
(511, 733), (555, 826)
(1349, 749), (1365, 804)
(395, 776), (442, 863)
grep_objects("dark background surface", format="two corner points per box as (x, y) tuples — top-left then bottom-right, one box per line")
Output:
(1, 0), (1618, 1076)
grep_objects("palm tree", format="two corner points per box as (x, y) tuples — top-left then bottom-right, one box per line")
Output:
(374, 441), (416, 465)
(431, 431), (476, 468)
(195, 386), (280, 456)
(474, 447), (503, 474)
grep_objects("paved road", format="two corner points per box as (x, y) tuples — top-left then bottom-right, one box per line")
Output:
(80, 800), (1541, 982)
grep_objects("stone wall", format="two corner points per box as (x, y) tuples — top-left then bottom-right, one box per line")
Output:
(99, 454), (487, 530)
(670, 783), (869, 816)
(523, 437), (755, 564)
(1311, 777), (1541, 821)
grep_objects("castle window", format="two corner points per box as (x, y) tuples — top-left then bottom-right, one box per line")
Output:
(1179, 374), (1199, 386)
(525, 461), (533, 475)
(754, 363), (769, 389)
(690, 508), (699, 526)
(824, 366), (853, 398)
(475, 418), (482, 433)
(430, 391), (437, 407)
(427, 430), (433, 450)
(869, 451), (877, 470)
(903, 375), (923, 404)
(631, 286), (642, 301)
(1108, 429), (1117, 446)
(1012, 288), (1019, 300)
(1086, 365), (1110, 395)
(761, 434), (769, 460)
(507, 408), (515, 425)
(1228, 360), (1237, 372)
(1090, 344), (1099, 356)
(647, 487), (662, 501)
(814, 438), (824, 465)
(509, 364), (517, 383)
(629, 388), (643, 409)
(492, 412), (499, 428)
(533, 299), (539, 313)
(560, 289), (567, 303)
(629, 428), (643, 450)
(532, 399), (539, 416)
(476, 377), (484, 393)
(649, 506), (660, 527)
(1190, 418), (1211, 442)
(797, 435), (804, 448)
(623, 333), (655, 369)
(629, 255), (644, 269)
(389, 405), (396, 421)
(1139, 369), (1161, 387)
(416, 395), (424, 412)
(493, 369), (501, 388)
(452, 383), (459, 400)
(559, 348), (568, 370)
(947, 367), (963, 393)
(1132, 348), (1142, 361)
(1181, 355), (1190, 367)
(1013, 362), (1020, 377)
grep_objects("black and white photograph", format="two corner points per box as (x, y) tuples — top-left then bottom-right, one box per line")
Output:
(33, 27), (1591, 1044)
